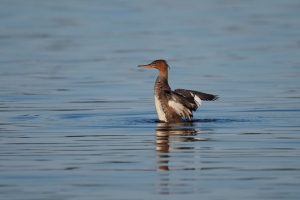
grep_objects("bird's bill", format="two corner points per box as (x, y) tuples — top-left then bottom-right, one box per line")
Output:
(138, 64), (152, 68)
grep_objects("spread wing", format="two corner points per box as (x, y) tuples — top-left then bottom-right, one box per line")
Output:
(175, 89), (219, 101)
(164, 89), (218, 121)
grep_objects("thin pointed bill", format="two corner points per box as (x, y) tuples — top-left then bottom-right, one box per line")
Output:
(138, 64), (152, 68)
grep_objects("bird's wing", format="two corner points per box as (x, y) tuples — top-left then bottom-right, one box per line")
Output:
(164, 90), (197, 121)
(175, 89), (219, 102)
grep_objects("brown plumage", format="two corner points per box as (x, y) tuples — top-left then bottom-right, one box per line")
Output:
(138, 59), (218, 123)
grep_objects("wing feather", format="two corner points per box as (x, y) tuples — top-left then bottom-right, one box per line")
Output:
(175, 89), (218, 101)
(164, 90), (195, 120)
(163, 89), (218, 121)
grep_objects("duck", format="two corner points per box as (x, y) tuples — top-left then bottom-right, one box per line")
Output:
(138, 59), (218, 123)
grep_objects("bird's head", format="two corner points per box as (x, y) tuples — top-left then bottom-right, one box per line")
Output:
(138, 59), (169, 75)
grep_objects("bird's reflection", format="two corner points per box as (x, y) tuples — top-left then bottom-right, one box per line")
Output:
(155, 123), (205, 195)
(155, 122), (200, 171)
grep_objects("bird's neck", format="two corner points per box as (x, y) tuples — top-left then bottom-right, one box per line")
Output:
(155, 72), (170, 93)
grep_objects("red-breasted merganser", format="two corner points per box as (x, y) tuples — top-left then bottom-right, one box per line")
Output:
(138, 59), (218, 123)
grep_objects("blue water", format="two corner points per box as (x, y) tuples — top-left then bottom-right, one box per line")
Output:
(1, 0), (300, 199)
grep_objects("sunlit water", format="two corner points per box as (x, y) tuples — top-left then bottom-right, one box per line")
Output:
(1, 0), (300, 200)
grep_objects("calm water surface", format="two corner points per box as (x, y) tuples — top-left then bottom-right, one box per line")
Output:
(1, 0), (300, 200)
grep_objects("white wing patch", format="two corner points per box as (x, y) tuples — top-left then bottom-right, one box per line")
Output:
(190, 92), (202, 107)
(168, 100), (192, 121)
(154, 95), (167, 122)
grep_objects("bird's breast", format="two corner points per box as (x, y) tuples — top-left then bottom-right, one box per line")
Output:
(154, 94), (167, 122)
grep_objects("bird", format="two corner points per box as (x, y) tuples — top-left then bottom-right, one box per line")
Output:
(138, 59), (218, 123)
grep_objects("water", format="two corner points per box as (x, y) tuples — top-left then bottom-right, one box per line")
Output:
(1, 0), (300, 199)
